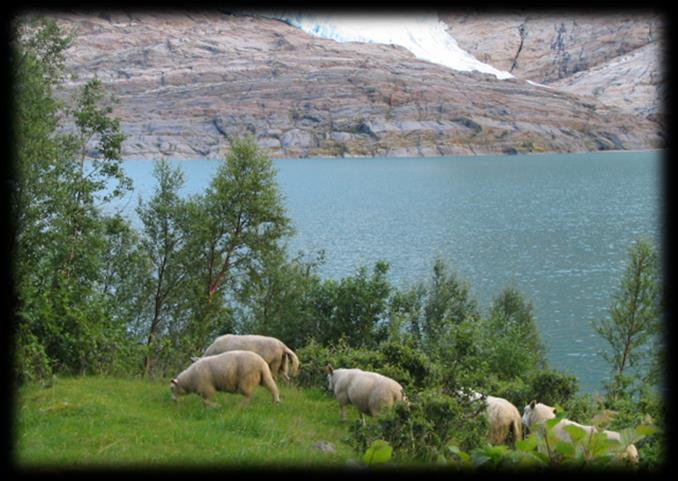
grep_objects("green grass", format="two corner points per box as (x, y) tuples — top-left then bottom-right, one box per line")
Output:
(14, 376), (363, 468)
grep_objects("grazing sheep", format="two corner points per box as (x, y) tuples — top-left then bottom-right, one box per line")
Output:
(171, 350), (280, 407)
(457, 389), (523, 445)
(196, 334), (300, 382)
(521, 400), (639, 464)
(325, 365), (406, 423)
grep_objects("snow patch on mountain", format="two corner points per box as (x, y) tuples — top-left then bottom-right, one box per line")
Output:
(261, 12), (514, 80)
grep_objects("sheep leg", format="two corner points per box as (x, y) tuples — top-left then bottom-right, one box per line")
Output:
(339, 404), (347, 422)
(279, 356), (291, 383)
(200, 386), (219, 408)
(269, 359), (281, 379)
(260, 368), (281, 403)
(202, 397), (220, 408)
(240, 394), (252, 407)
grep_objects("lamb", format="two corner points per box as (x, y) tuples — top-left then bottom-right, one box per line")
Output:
(195, 334), (300, 382)
(521, 400), (639, 464)
(326, 365), (407, 423)
(457, 389), (523, 446)
(171, 350), (280, 407)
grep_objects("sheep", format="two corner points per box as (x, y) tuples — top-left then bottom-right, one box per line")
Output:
(325, 364), (407, 423)
(171, 350), (280, 407)
(195, 334), (300, 382)
(456, 389), (523, 446)
(521, 400), (639, 464)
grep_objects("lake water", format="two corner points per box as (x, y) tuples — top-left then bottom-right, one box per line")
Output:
(112, 151), (663, 394)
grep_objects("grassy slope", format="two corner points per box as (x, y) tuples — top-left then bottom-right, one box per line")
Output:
(14, 376), (362, 468)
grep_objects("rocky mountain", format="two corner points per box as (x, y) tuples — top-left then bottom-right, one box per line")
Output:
(48, 11), (663, 160)
(439, 11), (665, 122)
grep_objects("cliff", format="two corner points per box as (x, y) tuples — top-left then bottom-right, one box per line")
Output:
(50, 11), (663, 159)
(439, 11), (665, 122)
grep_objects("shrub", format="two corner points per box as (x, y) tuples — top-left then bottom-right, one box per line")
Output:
(379, 341), (439, 390)
(349, 388), (488, 463)
(528, 370), (579, 406)
(295, 338), (386, 390)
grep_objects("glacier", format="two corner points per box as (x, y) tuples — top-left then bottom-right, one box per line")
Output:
(259, 12), (514, 80)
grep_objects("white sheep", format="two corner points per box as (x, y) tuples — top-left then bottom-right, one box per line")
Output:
(521, 400), (639, 464)
(325, 364), (407, 423)
(196, 334), (300, 382)
(457, 389), (523, 446)
(171, 350), (280, 407)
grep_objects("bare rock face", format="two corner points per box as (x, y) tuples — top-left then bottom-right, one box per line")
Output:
(50, 11), (662, 159)
(439, 11), (665, 122)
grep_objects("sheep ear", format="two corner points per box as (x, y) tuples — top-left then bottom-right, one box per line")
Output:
(171, 378), (178, 386)
(325, 364), (333, 374)
(530, 400), (536, 409)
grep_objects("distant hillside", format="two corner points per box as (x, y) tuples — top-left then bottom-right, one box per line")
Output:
(439, 11), (665, 123)
(49, 11), (663, 160)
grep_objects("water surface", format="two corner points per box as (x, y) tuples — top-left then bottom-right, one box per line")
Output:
(114, 151), (663, 393)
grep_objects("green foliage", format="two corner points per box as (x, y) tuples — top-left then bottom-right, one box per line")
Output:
(12, 17), (141, 382)
(528, 370), (579, 407)
(294, 339), (386, 390)
(312, 261), (392, 348)
(379, 341), (439, 390)
(594, 238), (661, 398)
(436, 318), (490, 390)
(177, 136), (293, 353)
(482, 285), (546, 380)
(395, 258), (480, 355)
(135, 159), (192, 376)
(361, 415), (661, 470)
(294, 339), (438, 395)
(363, 439), (393, 465)
(235, 249), (326, 348)
(350, 389), (487, 463)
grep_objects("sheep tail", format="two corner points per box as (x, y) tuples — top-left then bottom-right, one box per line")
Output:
(511, 416), (523, 443)
(283, 346), (300, 376)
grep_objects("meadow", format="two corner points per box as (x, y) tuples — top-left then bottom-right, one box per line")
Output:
(14, 376), (360, 468)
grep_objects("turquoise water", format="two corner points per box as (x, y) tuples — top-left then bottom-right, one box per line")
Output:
(113, 151), (663, 393)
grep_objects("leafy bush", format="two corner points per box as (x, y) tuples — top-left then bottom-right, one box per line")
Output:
(295, 338), (440, 394)
(379, 341), (439, 390)
(482, 285), (546, 381)
(295, 339), (385, 389)
(528, 370), (579, 407)
(349, 389), (488, 463)
(366, 417), (660, 470)
(483, 378), (522, 410)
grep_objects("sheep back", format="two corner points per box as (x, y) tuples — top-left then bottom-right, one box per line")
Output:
(331, 368), (404, 416)
(175, 350), (278, 401)
(203, 334), (298, 378)
(485, 395), (522, 445)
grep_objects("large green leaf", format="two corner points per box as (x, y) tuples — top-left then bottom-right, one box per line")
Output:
(635, 424), (659, 436)
(446, 444), (470, 463)
(513, 451), (548, 468)
(588, 432), (615, 457)
(563, 424), (587, 443)
(554, 440), (575, 457)
(618, 427), (643, 447)
(363, 439), (393, 465)
(516, 434), (538, 452)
